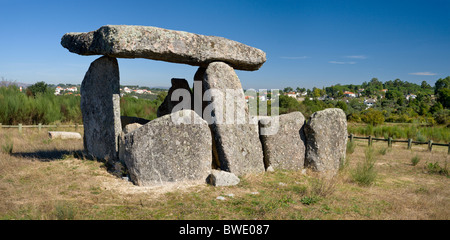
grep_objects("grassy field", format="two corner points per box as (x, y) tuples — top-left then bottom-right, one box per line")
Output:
(0, 128), (448, 220)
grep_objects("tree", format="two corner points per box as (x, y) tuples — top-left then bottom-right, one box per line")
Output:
(335, 100), (348, 112)
(434, 76), (449, 95)
(361, 108), (385, 126)
(312, 87), (321, 98)
(437, 88), (450, 108)
(385, 89), (402, 100)
(421, 81), (431, 89)
(278, 94), (301, 114)
(283, 87), (293, 93)
(26, 81), (49, 97)
(434, 76), (450, 108)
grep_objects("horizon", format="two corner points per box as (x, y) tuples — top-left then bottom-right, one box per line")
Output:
(1, 0), (449, 90)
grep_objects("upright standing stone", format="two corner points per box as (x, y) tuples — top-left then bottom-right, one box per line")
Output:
(80, 56), (121, 162)
(259, 112), (306, 171)
(203, 61), (264, 176)
(304, 108), (348, 174)
(157, 78), (193, 117)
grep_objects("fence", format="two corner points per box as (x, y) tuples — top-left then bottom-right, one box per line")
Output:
(0, 123), (83, 133)
(349, 134), (450, 154)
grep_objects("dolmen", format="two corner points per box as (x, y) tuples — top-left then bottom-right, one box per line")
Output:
(61, 25), (348, 186)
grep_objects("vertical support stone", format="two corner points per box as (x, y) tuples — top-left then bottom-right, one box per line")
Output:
(304, 108), (348, 175)
(388, 137), (392, 147)
(259, 112), (306, 171)
(368, 135), (373, 146)
(18, 123), (22, 134)
(80, 56), (121, 162)
(156, 78), (193, 117)
(428, 140), (433, 152)
(350, 133), (354, 143)
(203, 62), (264, 176)
(407, 139), (412, 149)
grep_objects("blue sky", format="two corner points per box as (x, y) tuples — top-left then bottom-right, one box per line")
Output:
(0, 0), (449, 90)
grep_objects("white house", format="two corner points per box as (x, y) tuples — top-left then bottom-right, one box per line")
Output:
(344, 91), (356, 98)
(364, 98), (377, 108)
(406, 94), (417, 100)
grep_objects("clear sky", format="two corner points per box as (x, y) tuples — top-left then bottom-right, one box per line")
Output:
(0, 0), (449, 90)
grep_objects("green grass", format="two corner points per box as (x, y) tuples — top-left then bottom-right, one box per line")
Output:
(1, 129), (449, 220)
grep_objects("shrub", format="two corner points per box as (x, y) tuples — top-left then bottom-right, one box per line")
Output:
(378, 147), (388, 155)
(351, 147), (377, 186)
(1, 140), (13, 154)
(411, 155), (420, 166)
(346, 141), (356, 154)
(300, 196), (320, 205)
(425, 162), (449, 177)
(361, 108), (385, 126)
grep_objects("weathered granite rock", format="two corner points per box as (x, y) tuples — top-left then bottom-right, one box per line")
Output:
(48, 131), (82, 140)
(203, 62), (264, 176)
(121, 110), (212, 186)
(259, 112), (306, 171)
(206, 170), (240, 187)
(157, 78), (193, 117)
(120, 116), (150, 130)
(118, 123), (143, 166)
(61, 25), (266, 71)
(304, 108), (348, 174)
(80, 56), (121, 162)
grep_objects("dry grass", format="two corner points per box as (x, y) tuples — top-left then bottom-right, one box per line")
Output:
(0, 128), (448, 220)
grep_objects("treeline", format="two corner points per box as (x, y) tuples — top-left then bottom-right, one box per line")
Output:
(0, 83), (166, 125)
(0, 85), (81, 125)
(278, 76), (450, 126)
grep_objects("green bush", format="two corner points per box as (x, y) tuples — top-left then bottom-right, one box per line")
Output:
(346, 141), (356, 154)
(411, 155), (420, 166)
(425, 162), (449, 177)
(361, 108), (385, 126)
(1, 136), (13, 154)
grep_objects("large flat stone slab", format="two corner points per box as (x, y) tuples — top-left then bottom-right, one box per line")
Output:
(61, 25), (266, 71)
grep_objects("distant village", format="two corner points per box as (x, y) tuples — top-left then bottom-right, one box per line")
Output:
(51, 83), (420, 110)
(52, 85), (157, 97)
(246, 87), (419, 110)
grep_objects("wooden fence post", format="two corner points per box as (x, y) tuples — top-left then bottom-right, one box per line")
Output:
(407, 139), (412, 149)
(350, 134), (354, 143)
(428, 140), (433, 152)
(368, 135), (372, 146)
(18, 123), (22, 133)
(388, 137), (392, 148)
